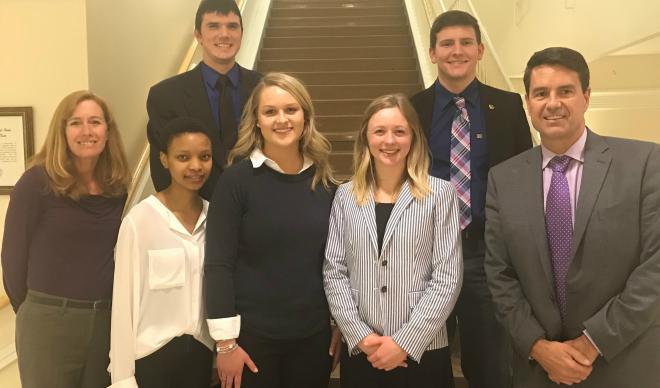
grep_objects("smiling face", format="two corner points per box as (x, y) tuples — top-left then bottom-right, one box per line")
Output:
(195, 11), (242, 71)
(367, 107), (412, 174)
(65, 99), (108, 164)
(430, 25), (484, 89)
(525, 64), (590, 153)
(257, 85), (305, 155)
(160, 132), (212, 192)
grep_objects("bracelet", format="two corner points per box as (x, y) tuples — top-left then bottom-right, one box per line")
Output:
(216, 342), (239, 354)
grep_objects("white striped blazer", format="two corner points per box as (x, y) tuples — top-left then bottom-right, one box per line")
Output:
(323, 176), (463, 362)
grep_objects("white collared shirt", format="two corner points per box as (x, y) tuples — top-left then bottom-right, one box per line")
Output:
(109, 195), (213, 388)
(249, 148), (313, 173)
(205, 148), (314, 343)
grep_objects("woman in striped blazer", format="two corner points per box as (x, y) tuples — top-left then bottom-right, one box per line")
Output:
(323, 94), (463, 387)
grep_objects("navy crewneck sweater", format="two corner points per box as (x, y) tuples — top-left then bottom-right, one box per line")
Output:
(205, 159), (335, 339)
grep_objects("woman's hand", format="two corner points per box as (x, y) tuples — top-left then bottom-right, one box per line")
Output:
(365, 336), (408, 371)
(357, 333), (382, 356)
(216, 344), (258, 388)
(329, 325), (342, 371)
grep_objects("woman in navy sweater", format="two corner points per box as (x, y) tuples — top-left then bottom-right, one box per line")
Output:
(204, 72), (338, 388)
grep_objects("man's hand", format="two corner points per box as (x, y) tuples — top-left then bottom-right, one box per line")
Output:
(365, 336), (408, 371)
(565, 334), (599, 364)
(531, 339), (592, 385)
(329, 325), (342, 371)
(216, 341), (258, 388)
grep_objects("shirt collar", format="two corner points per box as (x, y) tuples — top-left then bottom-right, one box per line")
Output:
(434, 78), (480, 110)
(249, 148), (313, 174)
(541, 127), (587, 169)
(200, 61), (239, 90)
(146, 195), (209, 236)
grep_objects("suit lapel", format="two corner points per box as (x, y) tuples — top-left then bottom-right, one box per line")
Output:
(523, 148), (555, 288)
(381, 181), (414, 255)
(358, 191), (379, 256)
(571, 130), (611, 258)
(479, 82), (505, 167)
(184, 64), (217, 132)
(183, 65), (222, 167)
(416, 85), (435, 139)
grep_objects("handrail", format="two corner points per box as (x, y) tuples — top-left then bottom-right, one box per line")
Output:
(0, 294), (8, 310)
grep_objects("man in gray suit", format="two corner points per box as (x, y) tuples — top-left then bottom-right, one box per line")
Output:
(484, 47), (660, 387)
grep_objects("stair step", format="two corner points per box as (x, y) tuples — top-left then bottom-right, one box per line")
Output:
(273, 0), (401, 7)
(265, 25), (409, 37)
(269, 15), (405, 28)
(290, 70), (419, 85)
(314, 99), (373, 116)
(263, 35), (411, 48)
(328, 139), (355, 152)
(260, 46), (413, 60)
(308, 83), (422, 100)
(271, 6), (404, 18)
(317, 115), (362, 133)
(258, 57), (418, 72)
(329, 152), (353, 175)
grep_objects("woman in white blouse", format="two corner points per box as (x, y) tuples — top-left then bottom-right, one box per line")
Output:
(323, 94), (463, 387)
(109, 117), (214, 388)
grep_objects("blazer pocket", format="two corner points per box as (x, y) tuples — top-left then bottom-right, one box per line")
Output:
(407, 290), (425, 310)
(148, 248), (185, 289)
(351, 289), (359, 308)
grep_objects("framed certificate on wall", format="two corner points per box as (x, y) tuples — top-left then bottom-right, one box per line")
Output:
(0, 107), (34, 194)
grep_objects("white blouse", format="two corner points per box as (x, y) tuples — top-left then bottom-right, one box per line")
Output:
(109, 195), (213, 388)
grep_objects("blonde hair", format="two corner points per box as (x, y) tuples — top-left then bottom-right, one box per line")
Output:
(228, 72), (336, 189)
(30, 90), (130, 199)
(351, 94), (431, 205)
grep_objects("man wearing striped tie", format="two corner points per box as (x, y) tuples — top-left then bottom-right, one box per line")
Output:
(484, 47), (660, 388)
(410, 10), (533, 388)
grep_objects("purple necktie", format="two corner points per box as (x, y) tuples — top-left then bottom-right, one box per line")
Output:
(450, 97), (471, 230)
(545, 155), (573, 319)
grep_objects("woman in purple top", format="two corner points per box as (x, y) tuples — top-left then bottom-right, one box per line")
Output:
(1, 90), (130, 388)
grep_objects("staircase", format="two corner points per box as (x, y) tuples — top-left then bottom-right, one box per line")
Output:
(256, 0), (424, 179)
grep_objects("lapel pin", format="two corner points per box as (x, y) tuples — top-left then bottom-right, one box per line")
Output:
(488, 104), (495, 110)
(476, 133), (484, 139)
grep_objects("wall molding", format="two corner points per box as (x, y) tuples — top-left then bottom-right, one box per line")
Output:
(0, 343), (16, 371)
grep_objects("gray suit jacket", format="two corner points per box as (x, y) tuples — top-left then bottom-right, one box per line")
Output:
(485, 130), (660, 387)
(323, 177), (462, 362)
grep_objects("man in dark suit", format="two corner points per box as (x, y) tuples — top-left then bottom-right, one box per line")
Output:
(485, 47), (660, 387)
(147, 0), (261, 199)
(410, 10), (532, 388)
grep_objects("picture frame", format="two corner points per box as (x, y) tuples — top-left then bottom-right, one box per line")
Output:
(0, 107), (34, 194)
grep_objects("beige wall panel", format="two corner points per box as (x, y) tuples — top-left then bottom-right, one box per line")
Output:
(470, 0), (660, 77)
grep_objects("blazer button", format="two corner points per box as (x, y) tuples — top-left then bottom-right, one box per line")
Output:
(382, 260), (388, 266)
(381, 286), (387, 293)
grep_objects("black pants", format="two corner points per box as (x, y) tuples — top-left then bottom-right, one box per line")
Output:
(237, 326), (331, 388)
(340, 346), (454, 388)
(135, 334), (213, 388)
(446, 236), (511, 388)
